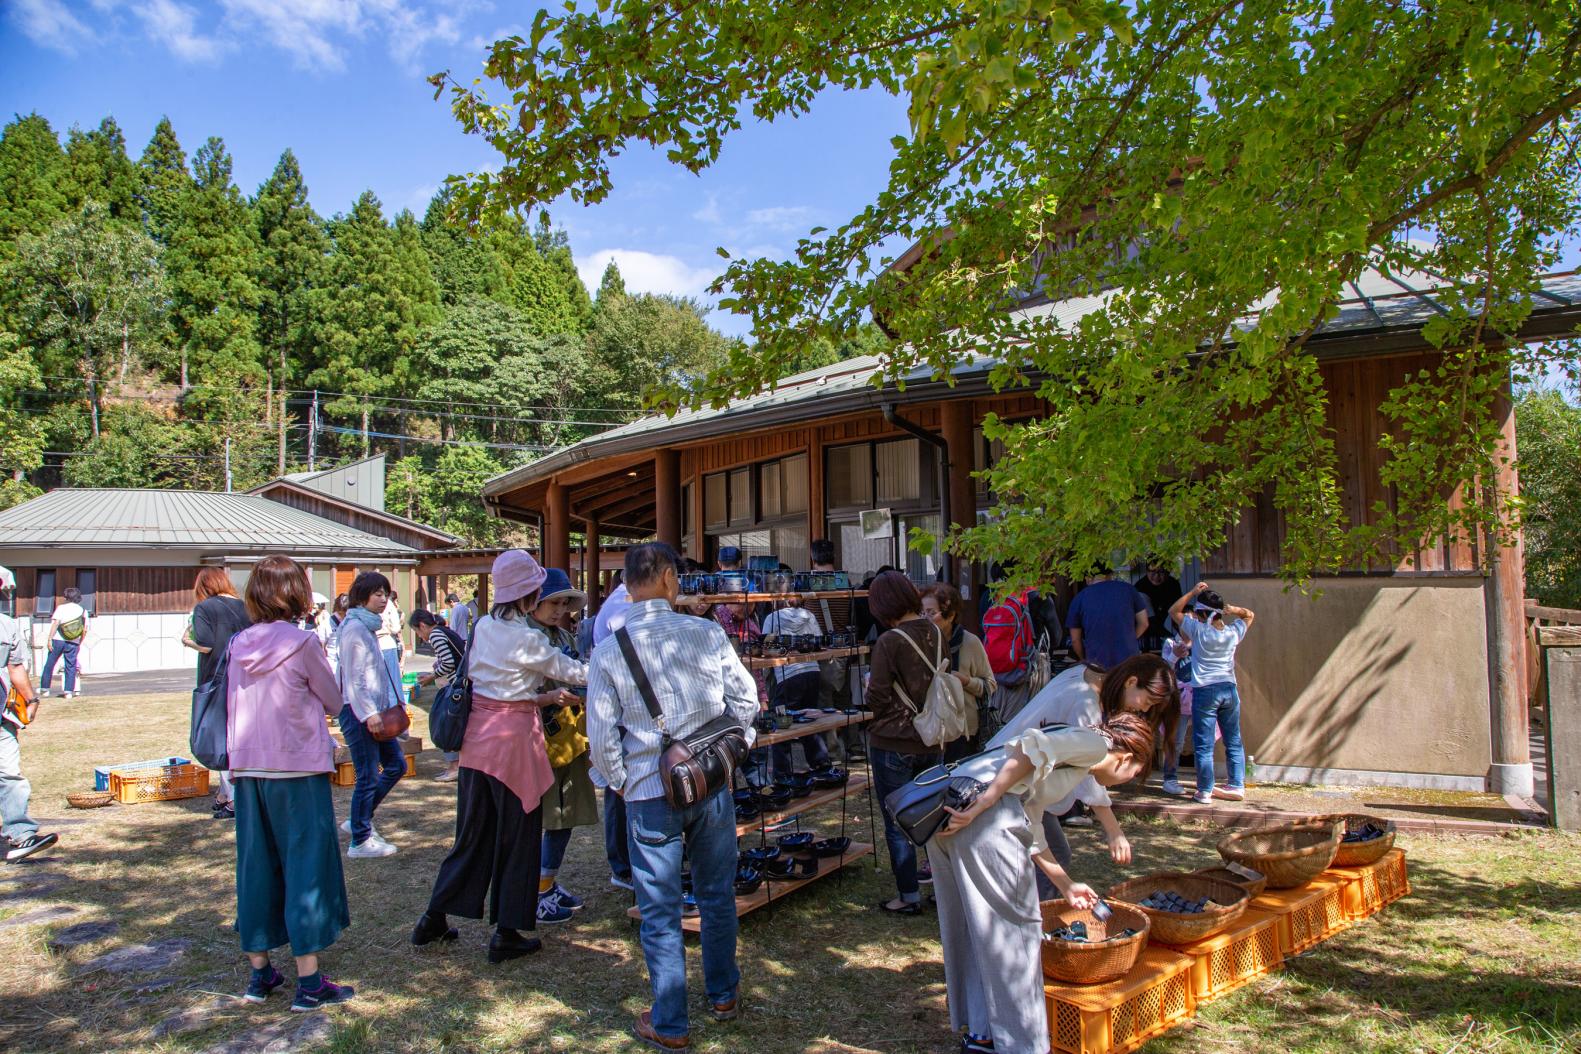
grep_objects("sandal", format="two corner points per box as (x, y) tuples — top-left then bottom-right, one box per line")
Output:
(877, 898), (923, 916)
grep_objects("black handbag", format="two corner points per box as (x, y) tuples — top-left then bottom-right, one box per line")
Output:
(882, 746), (1010, 846)
(614, 626), (750, 809)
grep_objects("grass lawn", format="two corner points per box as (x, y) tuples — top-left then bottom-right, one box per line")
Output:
(1, 691), (1577, 1054)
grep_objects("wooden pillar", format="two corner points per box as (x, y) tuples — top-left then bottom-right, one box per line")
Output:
(1540, 628), (1581, 829)
(477, 572), (491, 609)
(941, 400), (980, 630)
(655, 448), (682, 549)
(1485, 382), (1532, 796)
(687, 472), (705, 563)
(546, 478), (571, 572)
(584, 515), (603, 613)
(809, 430), (826, 549)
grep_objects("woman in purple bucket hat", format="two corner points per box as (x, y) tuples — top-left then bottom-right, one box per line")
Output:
(411, 550), (589, 963)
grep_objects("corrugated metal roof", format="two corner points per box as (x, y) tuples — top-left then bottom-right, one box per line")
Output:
(483, 267), (1581, 499)
(0, 489), (417, 554)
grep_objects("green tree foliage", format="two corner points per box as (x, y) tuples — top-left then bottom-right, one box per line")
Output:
(421, 188), (510, 305)
(383, 445), (509, 544)
(1516, 387), (1581, 610)
(63, 118), (142, 222)
(0, 114), (68, 259)
(442, 0), (1581, 585)
(584, 290), (736, 412)
(0, 330), (45, 509)
(136, 117), (191, 246)
(55, 403), (192, 489)
(5, 202), (164, 435)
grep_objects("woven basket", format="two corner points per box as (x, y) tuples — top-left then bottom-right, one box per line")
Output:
(1105, 873), (1249, 945)
(1328, 813), (1398, 868)
(1191, 865), (1268, 900)
(1218, 819), (1342, 889)
(67, 790), (114, 809)
(1039, 898), (1150, 985)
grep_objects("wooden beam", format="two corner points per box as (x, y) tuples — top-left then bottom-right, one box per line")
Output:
(570, 469), (655, 509)
(1538, 625), (1581, 647)
(655, 448), (681, 548)
(583, 490), (655, 523)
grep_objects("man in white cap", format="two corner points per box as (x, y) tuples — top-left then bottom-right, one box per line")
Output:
(0, 565), (59, 863)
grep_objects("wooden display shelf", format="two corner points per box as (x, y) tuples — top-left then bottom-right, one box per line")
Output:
(744, 645), (869, 669)
(733, 774), (870, 836)
(753, 710), (871, 747)
(685, 589), (868, 604)
(627, 843), (874, 933)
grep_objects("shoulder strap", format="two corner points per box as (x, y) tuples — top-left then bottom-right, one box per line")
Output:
(614, 626), (666, 733)
(888, 626), (943, 674)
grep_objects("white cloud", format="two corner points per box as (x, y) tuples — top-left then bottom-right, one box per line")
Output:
(744, 204), (817, 232)
(134, 0), (226, 62)
(577, 249), (720, 301)
(9, 0), (93, 54)
(691, 193), (723, 226)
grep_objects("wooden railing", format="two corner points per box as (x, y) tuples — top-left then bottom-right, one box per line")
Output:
(1526, 600), (1581, 709)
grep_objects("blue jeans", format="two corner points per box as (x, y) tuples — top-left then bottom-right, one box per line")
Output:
(542, 826), (573, 874)
(604, 787), (631, 882)
(0, 720), (38, 841)
(1192, 682), (1246, 794)
(769, 670), (830, 776)
(337, 705), (405, 845)
(1161, 703), (1191, 781)
(627, 788), (740, 1038)
(871, 747), (939, 903)
(41, 639), (79, 693)
(380, 648), (404, 708)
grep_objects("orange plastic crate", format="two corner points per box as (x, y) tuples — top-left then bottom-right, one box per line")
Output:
(108, 762), (210, 804)
(1249, 875), (1350, 957)
(331, 753), (417, 787)
(1329, 847), (1410, 921)
(1160, 909), (1284, 1003)
(1045, 947), (1195, 1054)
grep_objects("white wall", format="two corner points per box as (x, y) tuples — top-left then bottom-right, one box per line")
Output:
(27, 612), (196, 676)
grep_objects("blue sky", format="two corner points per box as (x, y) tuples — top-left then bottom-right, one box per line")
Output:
(2, 0), (911, 336)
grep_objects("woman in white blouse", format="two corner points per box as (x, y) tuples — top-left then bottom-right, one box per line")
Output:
(929, 714), (1157, 1054)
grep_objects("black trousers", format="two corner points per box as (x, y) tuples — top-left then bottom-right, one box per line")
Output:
(428, 768), (543, 932)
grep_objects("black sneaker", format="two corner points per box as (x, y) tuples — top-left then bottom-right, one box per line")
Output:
(212, 802), (235, 820)
(290, 976), (355, 1012)
(244, 965), (285, 1003)
(5, 833), (58, 863)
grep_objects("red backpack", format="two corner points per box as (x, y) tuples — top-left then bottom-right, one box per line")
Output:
(983, 591), (1034, 682)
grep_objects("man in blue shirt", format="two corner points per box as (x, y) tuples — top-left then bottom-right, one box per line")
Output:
(1064, 565), (1150, 670)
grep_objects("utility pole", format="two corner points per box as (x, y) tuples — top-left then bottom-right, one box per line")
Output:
(309, 389), (319, 471)
(224, 437), (233, 493)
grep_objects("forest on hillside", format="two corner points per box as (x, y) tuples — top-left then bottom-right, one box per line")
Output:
(0, 113), (884, 544)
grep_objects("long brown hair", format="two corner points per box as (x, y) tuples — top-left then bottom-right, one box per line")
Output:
(1100, 712), (1158, 781)
(1098, 653), (1179, 756)
(193, 566), (237, 603)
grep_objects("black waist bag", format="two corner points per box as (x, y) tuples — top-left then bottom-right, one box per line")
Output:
(615, 626), (750, 809)
(882, 746), (1008, 846)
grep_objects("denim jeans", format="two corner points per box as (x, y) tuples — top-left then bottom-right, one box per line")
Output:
(769, 671), (830, 776)
(41, 639), (79, 693)
(542, 826), (573, 874)
(626, 788), (740, 1038)
(871, 747), (939, 903)
(0, 719), (38, 841)
(604, 787), (631, 882)
(1160, 702), (1191, 782)
(1191, 682), (1246, 795)
(337, 704), (405, 845)
(380, 647), (404, 708)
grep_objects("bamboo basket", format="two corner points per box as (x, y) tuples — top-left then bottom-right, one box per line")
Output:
(1190, 864), (1267, 900)
(1326, 813), (1397, 868)
(1105, 873), (1249, 945)
(1039, 899), (1151, 985)
(67, 790), (115, 809)
(1218, 819), (1342, 889)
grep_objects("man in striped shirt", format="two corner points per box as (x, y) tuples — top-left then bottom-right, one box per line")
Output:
(586, 543), (759, 1049)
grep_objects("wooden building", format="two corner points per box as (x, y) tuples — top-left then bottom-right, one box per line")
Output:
(482, 265), (1581, 795)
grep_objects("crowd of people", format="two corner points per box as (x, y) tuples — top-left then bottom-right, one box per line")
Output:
(0, 544), (1252, 1053)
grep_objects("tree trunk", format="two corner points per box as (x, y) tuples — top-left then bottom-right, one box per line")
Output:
(119, 322), (131, 384)
(86, 371), (101, 438)
(278, 390), (287, 474)
(266, 374), (274, 426)
(180, 348), (189, 392)
(361, 406), (370, 457)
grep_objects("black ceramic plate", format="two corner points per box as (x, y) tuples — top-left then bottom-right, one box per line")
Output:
(812, 836), (852, 857)
(777, 832), (814, 850)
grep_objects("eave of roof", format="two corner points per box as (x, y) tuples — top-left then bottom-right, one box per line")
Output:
(250, 479), (462, 548)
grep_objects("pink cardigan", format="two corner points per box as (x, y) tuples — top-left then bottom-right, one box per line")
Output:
(226, 621), (342, 773)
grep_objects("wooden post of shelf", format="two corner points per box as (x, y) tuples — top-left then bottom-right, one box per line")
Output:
(941, 400), (980, 631)
(655, 448), (682, 549)
(1485, 382), (1532, 797)
(584, 514), (602, 614)
(547, 479), (571, 573)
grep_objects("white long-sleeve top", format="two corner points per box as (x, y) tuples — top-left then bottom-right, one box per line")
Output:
(1004, 725), (1111, 854)
(468, 613), (587, 700)
(586, 598), (760, 801)
(988, 664), (1112, 814)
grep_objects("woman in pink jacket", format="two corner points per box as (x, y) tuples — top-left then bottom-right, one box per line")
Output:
(226, 555), (354, 1012)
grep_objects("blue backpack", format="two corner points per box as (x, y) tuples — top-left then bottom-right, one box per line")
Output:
(428, 635), (474, 753)
(189, 640), (232, 771)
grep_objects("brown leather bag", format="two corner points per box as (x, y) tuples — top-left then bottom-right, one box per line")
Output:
(366, 702), (410, 742)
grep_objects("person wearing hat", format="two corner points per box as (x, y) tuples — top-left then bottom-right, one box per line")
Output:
(716, 546), (742, 572)
(0, 565), (59, 864)
(1168, 582), (1254, 805)
(523, 568), (597, 926)
(412, 550), (588, 964)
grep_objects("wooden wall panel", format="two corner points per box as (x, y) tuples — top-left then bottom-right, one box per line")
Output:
(98, 567), (197, 613)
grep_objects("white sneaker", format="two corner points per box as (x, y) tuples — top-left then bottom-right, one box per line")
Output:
(1161, 779), (1184, 796)
(340, 820), (380, 841)
(347, 838), (397, 858)
(1192, 791), (1214, 805)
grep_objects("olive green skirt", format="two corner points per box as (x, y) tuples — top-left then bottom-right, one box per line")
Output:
(540, 753), (598, 831)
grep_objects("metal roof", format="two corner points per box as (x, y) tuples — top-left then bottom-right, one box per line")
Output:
(0, 489), (418, 554)
(483, 267), (1581, 500)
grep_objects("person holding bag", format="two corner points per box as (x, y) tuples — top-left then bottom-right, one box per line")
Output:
(335, 572), (409, 859)
(411, 550), (587, 964)
(865, 571), (946, 917)
(525, 568), (598, 926)
(224, 555), (353, 1012)
(929, 715), (1156, 1054)
(585, 543), (759, 1050)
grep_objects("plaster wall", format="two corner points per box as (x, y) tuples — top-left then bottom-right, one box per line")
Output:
(1227, 576), (1492, 780)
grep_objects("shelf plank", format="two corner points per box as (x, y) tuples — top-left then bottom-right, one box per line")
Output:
(732, 774), (870, 837)
(752, 710), (871, 747)
(684, 590), (868, 604)
(627, 843), (875, 931)
(744, 645), (869, 670)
